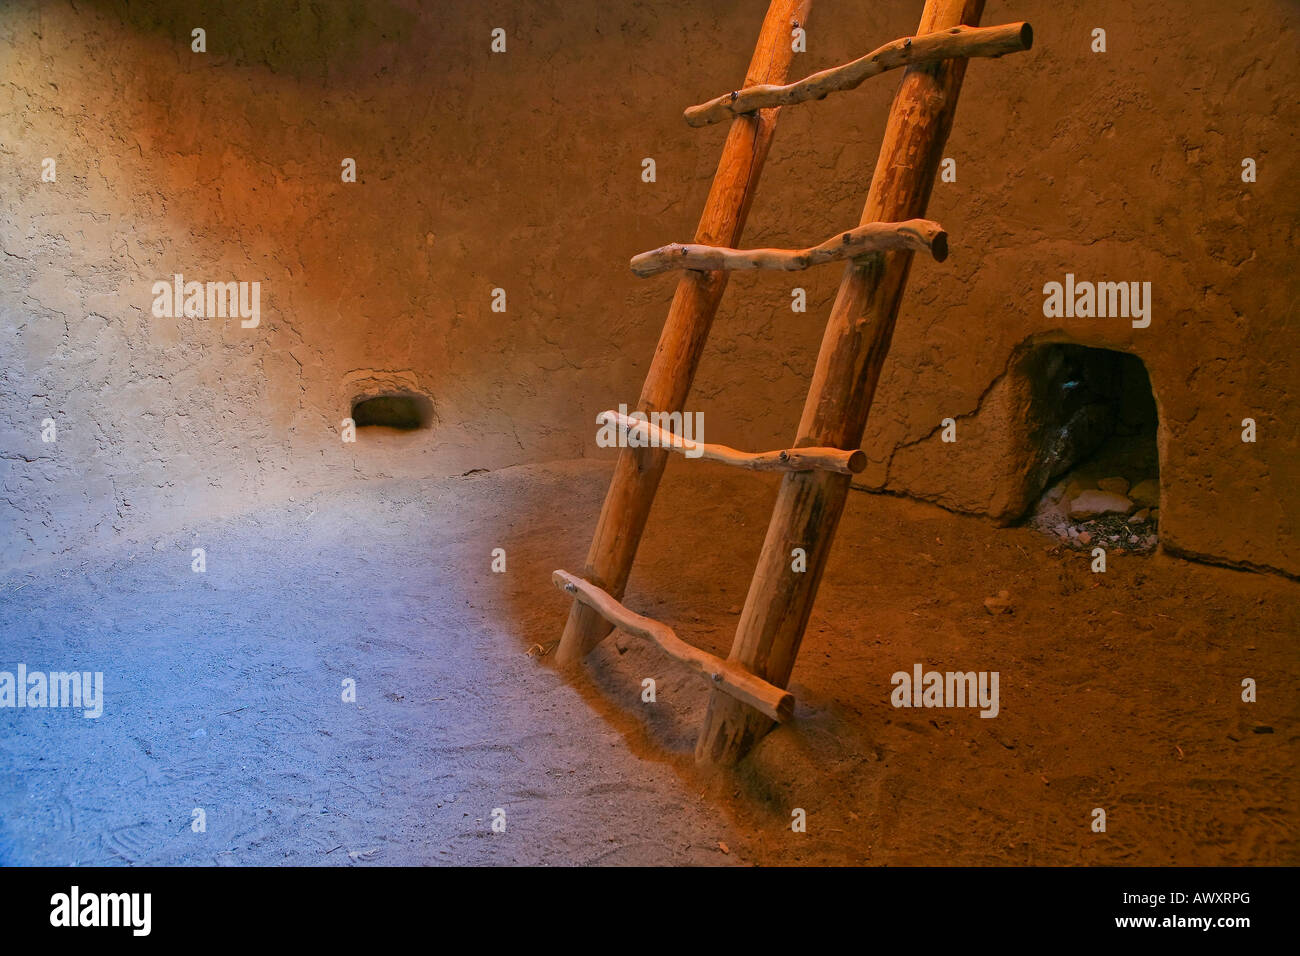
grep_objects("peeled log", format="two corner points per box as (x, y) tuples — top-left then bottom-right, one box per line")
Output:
(598, 410), (867, 474)
(630, 219), (947, 278)
(555, 0), (816, 669)
(685, 21), (1032, 127)
(552, 570), (795, 723)
(695, 0), (1001, 767)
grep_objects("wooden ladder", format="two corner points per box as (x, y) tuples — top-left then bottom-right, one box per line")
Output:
(553, 0), (1033, 766)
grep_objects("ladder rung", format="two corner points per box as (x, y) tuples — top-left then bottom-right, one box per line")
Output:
(686, 22), (1029, 127)
(551, 570), (795, 723)
(631, 219), (947, 278)
(685, 21), (1033, 127)
(598, 410), (866, 475)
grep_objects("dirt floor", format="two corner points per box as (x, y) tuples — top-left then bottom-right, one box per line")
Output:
(1, 458), (1296, 865)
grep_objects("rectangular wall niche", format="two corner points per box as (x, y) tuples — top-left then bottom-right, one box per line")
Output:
(351, 393), (434, 430)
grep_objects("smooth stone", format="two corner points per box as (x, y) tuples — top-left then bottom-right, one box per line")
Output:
(1069, 490), (1135, 519)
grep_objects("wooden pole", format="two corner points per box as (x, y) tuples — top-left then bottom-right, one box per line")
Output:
(596, 410), (867, 475)
(684, 21), (1031, 127)
(695, 0), (993, 766)
(552, 571), (795, 722)
(629, 218), (948, 278)
(555, 0), (814, 668)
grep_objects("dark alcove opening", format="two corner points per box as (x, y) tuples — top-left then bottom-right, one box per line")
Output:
(1022, 344), (1160, 553)
(351, 393), (434, 431)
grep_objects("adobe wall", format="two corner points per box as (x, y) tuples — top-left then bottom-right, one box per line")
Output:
(2, 0), (1295, 576)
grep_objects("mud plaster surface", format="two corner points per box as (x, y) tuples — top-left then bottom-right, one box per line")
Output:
(2, 461), (1295, 865)
(2, 0), (1297, 577)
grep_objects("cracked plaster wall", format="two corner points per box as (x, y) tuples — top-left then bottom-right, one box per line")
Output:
(1, 0), (1296, 576)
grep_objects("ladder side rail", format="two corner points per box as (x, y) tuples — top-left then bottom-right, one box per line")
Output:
(555, 0), (815, 667)
(696, 0), (991, 766)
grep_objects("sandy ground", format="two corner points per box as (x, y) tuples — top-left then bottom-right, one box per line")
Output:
(1, 459), (1296, 865)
